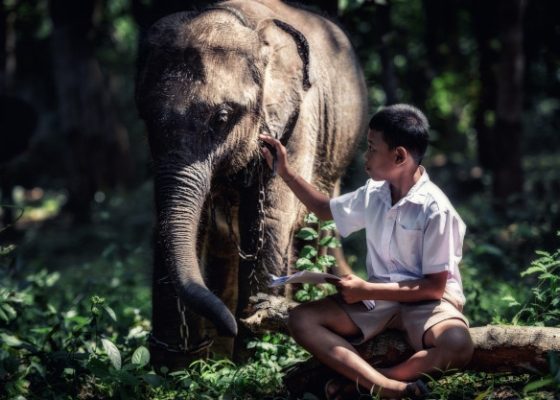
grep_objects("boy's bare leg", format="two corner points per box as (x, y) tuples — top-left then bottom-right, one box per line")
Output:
(378, 319), (473, 381)
(288, 297), (410, 398)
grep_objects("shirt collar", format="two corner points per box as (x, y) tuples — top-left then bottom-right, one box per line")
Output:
(378, 166), (430, 208)
(401, 166), (430, 205)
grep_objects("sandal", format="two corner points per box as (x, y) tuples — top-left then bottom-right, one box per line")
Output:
(404, 379), (431, 399)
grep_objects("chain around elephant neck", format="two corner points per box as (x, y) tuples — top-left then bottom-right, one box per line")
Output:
(221, 159), (266, 269)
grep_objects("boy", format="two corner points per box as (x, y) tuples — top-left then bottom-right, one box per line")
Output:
(259, 104), (473, 399)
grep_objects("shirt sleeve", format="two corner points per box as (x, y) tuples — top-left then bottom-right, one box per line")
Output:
(422, 210), (466, 275)
(329, 184), (368, 237)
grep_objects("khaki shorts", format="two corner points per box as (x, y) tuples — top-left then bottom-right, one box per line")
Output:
(332, 290), (469, 351)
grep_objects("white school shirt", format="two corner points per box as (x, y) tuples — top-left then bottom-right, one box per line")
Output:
(329, 167), (466, 304)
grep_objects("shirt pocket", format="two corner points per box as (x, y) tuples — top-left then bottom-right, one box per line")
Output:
(391, 223), (423, 273)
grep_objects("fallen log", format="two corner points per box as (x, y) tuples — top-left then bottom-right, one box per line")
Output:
(241, 293), (560, 398)
(241, 292), (560, 373)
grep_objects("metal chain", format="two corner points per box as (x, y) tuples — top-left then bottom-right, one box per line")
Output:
(222, 160), (267, 264)
(148, 276), (213, 355)
(177, 297), (190, 351)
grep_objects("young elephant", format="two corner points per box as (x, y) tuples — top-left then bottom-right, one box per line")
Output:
(135, 0), (368, 366)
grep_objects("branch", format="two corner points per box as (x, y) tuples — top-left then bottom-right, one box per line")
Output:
(241, 293), (560, 373)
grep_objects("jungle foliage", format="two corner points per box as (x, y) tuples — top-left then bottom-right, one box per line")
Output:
(1, 0), (560, 398)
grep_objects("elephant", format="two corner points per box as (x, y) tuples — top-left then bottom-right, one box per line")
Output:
(135, 0), (368, 367)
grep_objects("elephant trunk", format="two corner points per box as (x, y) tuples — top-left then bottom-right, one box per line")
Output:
(155, 159), (237, 337)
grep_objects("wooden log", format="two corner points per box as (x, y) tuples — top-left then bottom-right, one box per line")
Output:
(241, 293), (560, 373)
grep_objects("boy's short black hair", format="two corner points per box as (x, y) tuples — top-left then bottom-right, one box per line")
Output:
(369, 104), (429, 164)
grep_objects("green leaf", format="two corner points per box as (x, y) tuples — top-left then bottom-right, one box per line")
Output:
(0, 307), (8, 322)
(317, 255), (336, 268)
(473, 388), (492, 400)
(523, 377), (555, 393)
(101, 338), (122, 370)
(319, 236), (341, 248)
(535, 250), (551, 257)
(296, 227), (318, 241)
(0, 333), (23, 347)
(295, 258), (315, 270)
(299, 245), (317, 259)
(131, 346), (150, 368)
(30, 327), (53, 335)
(0, 303), (17, 320)
(501, 295), (520, 307)
(0, 244), (16, 256)
(538, 272), (557, 281)
(304, 213), (318, 224)
(142, 373), (164, 387)
(294, 290), (310, 302)
(521, 265), (546, 277)
(320, 221), (336, 231)
(103, 305), (117, 322)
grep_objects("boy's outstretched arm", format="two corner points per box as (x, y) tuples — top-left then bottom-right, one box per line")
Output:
(259, 135), (333, 221)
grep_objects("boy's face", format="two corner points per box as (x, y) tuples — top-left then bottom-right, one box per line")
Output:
(364, 129), (397, 180)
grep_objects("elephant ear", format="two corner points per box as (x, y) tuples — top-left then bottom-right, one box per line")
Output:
(257, 19), (311, 144)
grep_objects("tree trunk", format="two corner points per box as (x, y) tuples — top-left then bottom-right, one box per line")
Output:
(471, 0), (500, 171)
(241, 293), (560, 388)
(493, 0), (526, 203)
(0, 0), (16, 94)
(49, 0), (133, 222)
(377, 2), (398, 105)
(0, 0), (6, 94)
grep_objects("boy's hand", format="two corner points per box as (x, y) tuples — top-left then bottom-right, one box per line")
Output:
(336, 274), (369, 304)
(259, 134), (294, 181)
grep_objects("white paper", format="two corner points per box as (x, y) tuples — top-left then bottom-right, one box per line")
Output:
(268, 271), (375, 310)
(268, 271), (340, 287)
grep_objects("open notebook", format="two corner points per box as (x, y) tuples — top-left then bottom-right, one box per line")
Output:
(269, 271), (375, 310)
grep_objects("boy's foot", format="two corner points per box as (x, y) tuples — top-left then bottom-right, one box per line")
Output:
(324, 377), (363, 400)
(404, 379), (430, 399)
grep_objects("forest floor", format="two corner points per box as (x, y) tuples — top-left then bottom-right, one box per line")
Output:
(1, 177), (559, 399)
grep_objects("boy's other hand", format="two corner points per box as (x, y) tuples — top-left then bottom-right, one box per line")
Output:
(336, 274), (368, 304)
(259, 134), (294, 181)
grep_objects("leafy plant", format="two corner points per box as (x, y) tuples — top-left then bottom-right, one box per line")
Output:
(293, 213), (340, 302)
(506, 232), (560, 327)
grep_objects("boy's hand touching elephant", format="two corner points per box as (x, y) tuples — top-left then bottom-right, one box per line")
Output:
(259, 134), (334, 220)
(259, 134), (295, 182)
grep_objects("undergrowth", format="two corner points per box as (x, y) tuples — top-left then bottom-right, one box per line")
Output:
(1, 187), (559, 399)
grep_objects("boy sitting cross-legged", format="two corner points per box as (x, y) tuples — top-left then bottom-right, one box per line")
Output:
(260, 104), (473, 399)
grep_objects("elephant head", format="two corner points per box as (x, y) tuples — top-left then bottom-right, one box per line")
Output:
(136, 8), (311, 337)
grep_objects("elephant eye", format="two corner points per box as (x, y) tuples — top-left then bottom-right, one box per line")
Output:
(210, 105), (237, 134)
(217, 109), (229, 123)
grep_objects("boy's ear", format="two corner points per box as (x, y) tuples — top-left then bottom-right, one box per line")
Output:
(395, 146), (407, 165)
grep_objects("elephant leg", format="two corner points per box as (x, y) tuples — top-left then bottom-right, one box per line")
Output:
(202, 190), (240, 357)
(233, 177), (304, 360)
